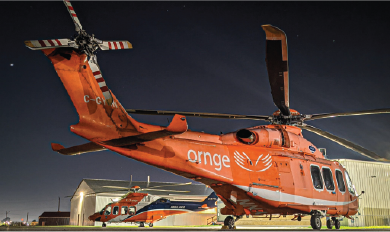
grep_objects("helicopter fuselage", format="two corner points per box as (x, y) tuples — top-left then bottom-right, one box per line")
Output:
(104, 124), (359, 218)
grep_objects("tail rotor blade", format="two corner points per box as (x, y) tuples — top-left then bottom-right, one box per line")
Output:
(88, 60), (113, 105)
(24, 39), (74, 50)
(262, 25), (290, 116)
(63, 0), (83, 32)
(98, 41), (133, 50)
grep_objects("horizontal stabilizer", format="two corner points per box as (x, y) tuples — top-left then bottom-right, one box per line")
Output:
(103, 114), (188, 147)
(51, 142), (106, 155)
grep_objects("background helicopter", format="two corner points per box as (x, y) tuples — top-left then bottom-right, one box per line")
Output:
(25, 0), (390, 230)
(88, 185), (217, 227)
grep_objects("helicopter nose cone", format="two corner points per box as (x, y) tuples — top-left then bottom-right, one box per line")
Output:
(88, 213), (100, 221)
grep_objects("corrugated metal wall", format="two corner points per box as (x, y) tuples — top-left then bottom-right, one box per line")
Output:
(70, 181), (96, 226)
(337, 159), (390, 227)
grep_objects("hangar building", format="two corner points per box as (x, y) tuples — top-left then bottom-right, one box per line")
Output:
(70, 179), (216, 226)
(337, 159), (390, 227)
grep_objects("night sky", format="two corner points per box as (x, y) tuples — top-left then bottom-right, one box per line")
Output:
(1, 1), (390, 222)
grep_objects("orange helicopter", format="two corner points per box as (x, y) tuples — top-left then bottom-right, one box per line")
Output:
(88, 185), (217, 227)
(25, 1), (390, 230)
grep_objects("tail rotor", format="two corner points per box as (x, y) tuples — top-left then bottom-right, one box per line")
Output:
(25, 0), (132, 107)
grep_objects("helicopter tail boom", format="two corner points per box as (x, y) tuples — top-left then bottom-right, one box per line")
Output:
(41, 48), (143, 141)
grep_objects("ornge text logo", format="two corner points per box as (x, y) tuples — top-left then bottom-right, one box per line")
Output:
(234, 151), (272, 172)
(187, 150), (230, 171)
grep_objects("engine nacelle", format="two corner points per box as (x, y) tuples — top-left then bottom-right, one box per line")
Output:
(220, 125), (324, 159)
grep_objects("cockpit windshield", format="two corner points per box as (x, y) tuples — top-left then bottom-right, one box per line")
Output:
(99, 206), (106, 215)
(344, 171), (356, 195)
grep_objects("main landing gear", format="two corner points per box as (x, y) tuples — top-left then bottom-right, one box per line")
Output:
(223, 215), (242, 230)
(139, 222), (145, 227)
(326, 217), (341, 230)
(102, 222), (106, 227)
(310, 214), (322, 230)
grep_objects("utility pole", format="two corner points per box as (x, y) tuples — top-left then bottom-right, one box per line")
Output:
(27, 212), (28, 223)
(58, 197), (60, 212)
(6, 211), (10, 219)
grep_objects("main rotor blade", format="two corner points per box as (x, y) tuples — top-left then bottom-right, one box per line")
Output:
(145, 182), (192, 189)
(125, 109), (270, 121)
(300, 124), (389, 162)
(63, 0), (83, 32)
(141, 189), (190, 193)
(262, 25), (290, 116)
(305, 108), (390, 121)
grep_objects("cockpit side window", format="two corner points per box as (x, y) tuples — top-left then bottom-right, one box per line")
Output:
(344, 171), (356, 195)
(310, 165), (323, 189)
(322, 167), (335, 190)
(335, 170), (346, 192)
(104, 206), (111, 215)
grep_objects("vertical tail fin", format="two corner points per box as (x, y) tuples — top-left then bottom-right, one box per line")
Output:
(203, 192), (218, 208)
(42, 48), (140, 141)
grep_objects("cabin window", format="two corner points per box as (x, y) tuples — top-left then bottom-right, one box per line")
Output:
(345, 171), (356, 195)
(129, 206), (136, 215)
(121, 206), (128, 215)
(322, 167), (335, 190)
(335, 170), (346, 192)
(112, 206), (119, 215)
(104, 206), (111, 215)
(310, 165), (323, 189)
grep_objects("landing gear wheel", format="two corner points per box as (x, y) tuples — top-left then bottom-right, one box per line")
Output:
(326, 219), (333, 229)
(334, 219), (340, 230)
(102, 222), (106, 228)
(310, 215), (322, 230)
(149, 223), (153, 227)
(224, 216), (235, 230)
(139, 222), (145, 227)
(298, 215), (302, 221)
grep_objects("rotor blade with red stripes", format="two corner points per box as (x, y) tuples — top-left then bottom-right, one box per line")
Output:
(88, 60), (113, 105)
(63, 0), (83, 32)
(98, 41), (133, 50)
(24, 39), (75, 50)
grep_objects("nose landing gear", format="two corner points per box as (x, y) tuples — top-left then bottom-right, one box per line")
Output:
(222, 215), (243, 229)
(326, 217), (341, 230)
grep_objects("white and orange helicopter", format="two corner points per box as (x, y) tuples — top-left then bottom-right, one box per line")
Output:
(25, 1), (390, 230)
(88, 185), (217, 227)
